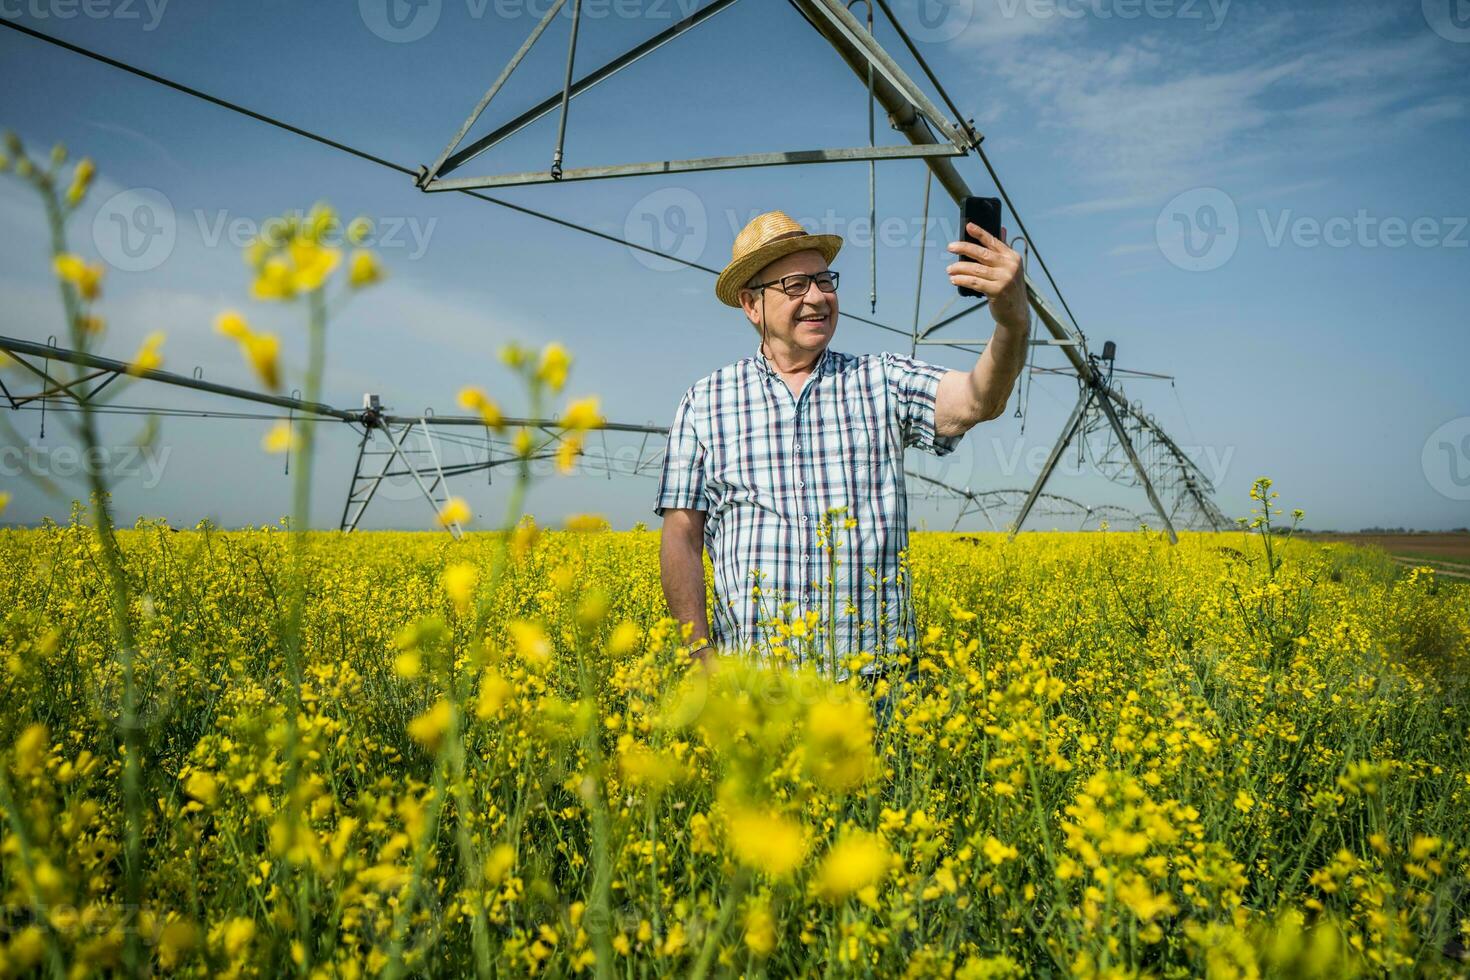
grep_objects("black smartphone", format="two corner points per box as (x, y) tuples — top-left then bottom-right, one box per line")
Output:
(958, 196), (1003, 298)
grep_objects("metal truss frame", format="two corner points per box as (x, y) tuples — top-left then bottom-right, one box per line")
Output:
(408, 0), (1225, 539)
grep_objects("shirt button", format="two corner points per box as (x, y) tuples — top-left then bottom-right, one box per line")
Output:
(798, 481), (805, 488)
(794, 443), (801, 450)
(801, 555), (809, 563)
(801, 515), (808, 523)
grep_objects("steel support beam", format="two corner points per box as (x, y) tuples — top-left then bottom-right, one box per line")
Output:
(425, 143), (966, 191)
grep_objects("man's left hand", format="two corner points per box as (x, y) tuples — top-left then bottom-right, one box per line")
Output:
(947, 223), (1029, 330)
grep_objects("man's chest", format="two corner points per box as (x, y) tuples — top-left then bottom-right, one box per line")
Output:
(700, 378), (897, 518)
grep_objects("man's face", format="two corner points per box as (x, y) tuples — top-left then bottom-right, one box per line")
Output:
(738, 248), (837, 353)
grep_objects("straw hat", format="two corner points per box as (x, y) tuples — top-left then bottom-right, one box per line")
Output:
(715, 210), (843, 307)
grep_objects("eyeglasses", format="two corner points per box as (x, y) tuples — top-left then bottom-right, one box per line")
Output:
(744, 270), (840, 298)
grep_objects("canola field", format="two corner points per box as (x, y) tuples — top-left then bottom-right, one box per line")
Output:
(2, 512), (1468, 978)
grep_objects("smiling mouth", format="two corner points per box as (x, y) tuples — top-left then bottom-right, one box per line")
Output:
(798, 313), (829, 325)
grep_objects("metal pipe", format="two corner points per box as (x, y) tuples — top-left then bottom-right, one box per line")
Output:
(426, 143), (966, 190)
(0, 333), (357, 420)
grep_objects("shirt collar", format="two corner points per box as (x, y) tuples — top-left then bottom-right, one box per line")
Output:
(755, 343), (832, 380)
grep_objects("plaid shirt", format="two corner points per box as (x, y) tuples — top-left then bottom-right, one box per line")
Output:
(654, 343), (963, 671)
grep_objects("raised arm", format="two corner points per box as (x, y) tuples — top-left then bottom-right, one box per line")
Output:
(936, 222), (1032, 436)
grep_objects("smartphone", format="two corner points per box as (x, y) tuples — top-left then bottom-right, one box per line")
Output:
(958, 196), (1003, 298)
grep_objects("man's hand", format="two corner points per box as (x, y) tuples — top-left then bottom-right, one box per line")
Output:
(947, 223), (1029, 330)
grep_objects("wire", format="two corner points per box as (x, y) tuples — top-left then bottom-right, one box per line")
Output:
(0, 17), (985, 358)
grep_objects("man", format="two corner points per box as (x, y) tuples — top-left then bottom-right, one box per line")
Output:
(655, 209), (1029, 677)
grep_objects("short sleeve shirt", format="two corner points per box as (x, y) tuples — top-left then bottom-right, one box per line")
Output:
(654, 344), (963, 670)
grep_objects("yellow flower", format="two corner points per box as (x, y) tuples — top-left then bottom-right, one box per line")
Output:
(53, 253), (103, 301)
(215, 311), (282, 389)
(814, 831), (890, 902)
(215, 310), (250, 340)
(536, 342), (571, 393)
(242, 332), (281, 390)
(346, 216), (373, 245)
(559, 396), (602, 432)
(456, 386), (505, 431)
(508, 619), (551, 669)
(555, 434), (583, 474)
(563, 513), (607, 533)
(183, 770), (220, 807)
(438, 496), (471, 528)
(484, 843), (516, 885)
(219, 917), (256, 958)
(803, 697), (875, 792)
(0, 491), (10, 515)
(262, 420), (298, 454)
(127, 331), (165, 376)
(288, 239), (341, 292)
(393, 650), (422, 679)
(348, 249), (383, 288)
(441, 561), (478, 614)
(407, 699), (453, 752)
(498, 342), (528, 369)
(608, 621), (639, 655)
(725, 807), (808, 877)
(474, 669), (513, 719)
(251, 256), (296, 301)
(743, 902), (777, 957)
(65, 157), (95, 207)
(302, 203), (338, 243)
(512, 428), (534, 458)
(982, 835), (1019, 866)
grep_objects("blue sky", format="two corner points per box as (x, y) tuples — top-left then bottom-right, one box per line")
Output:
(0, 0), (1466, 532)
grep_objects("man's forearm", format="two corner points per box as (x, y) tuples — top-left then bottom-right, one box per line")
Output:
(968, 311), (1030, 420)
(660, 538), (710, 644)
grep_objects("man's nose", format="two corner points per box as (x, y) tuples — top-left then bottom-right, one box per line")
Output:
(798, 279), (834, 306)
